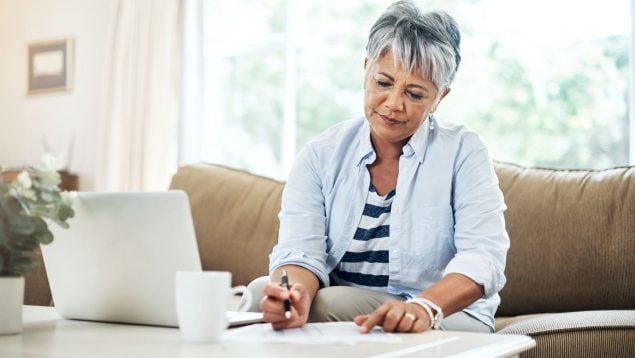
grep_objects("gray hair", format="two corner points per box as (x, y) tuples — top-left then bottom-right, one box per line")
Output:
(366, 0), (461, 89)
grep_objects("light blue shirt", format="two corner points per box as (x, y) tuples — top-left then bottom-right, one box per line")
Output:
(269, 116), (510, 329)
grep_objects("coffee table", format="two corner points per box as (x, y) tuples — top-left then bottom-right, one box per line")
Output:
(0, 306), (535, 357)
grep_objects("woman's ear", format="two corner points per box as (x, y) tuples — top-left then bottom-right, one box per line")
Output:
(440, 87), (451, 100)
(432, 87), (452, 112)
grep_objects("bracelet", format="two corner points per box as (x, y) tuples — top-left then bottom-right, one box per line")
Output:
(406, 297), (444, 329)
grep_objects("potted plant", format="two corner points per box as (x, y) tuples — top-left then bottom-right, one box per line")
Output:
(0, 154), (75, 335)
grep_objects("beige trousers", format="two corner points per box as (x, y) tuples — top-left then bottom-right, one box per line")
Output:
(245, 276), (492, 333)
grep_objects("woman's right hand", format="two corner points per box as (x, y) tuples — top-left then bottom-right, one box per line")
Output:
(260, 281), (311, 330)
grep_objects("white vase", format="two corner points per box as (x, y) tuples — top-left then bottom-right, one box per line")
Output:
(0, 276), (24, 335)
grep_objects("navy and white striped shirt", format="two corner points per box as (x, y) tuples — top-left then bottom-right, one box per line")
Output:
(330, 184), (395, 291)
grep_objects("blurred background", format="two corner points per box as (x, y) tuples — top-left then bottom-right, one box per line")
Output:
(0, 0), (632, 191)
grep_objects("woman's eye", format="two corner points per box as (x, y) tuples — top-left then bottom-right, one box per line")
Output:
(408, 92), (424, 101)
(377, 80), (392, 88)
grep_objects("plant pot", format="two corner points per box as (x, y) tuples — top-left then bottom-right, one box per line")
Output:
(0, 276), (24, 335)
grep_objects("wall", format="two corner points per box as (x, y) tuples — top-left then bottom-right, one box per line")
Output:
(0, 0), (112, 190)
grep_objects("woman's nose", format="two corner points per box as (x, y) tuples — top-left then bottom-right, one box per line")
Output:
(384, 90), (404, 112)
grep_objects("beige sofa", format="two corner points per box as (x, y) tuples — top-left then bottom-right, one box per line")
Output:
(25, 162), (635, 357)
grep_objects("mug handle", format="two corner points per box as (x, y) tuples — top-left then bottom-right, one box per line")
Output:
(230, 285), (252, 312)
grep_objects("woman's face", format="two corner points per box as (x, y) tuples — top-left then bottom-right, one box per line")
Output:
(364, 50), (448, 148)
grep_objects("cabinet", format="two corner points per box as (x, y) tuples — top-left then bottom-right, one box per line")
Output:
(1, 168), (79, 191)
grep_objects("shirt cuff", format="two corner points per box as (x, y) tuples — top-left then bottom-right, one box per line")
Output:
(443, 251), (506, 298)
(269, 249), (330, 288)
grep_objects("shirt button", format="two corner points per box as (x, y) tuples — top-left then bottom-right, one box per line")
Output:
(403, 146), (414, 156)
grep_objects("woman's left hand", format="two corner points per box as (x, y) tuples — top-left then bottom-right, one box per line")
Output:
(354, 300), (431, 333)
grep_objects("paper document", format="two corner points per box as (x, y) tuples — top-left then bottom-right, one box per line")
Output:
(223, 322), (402, 345)
(227, 311), (264, 327)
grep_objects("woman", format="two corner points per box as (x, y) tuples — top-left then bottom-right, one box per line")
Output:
(256, 0), (509, 333)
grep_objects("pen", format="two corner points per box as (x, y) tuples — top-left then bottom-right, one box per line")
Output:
(281, 270), (291, 319)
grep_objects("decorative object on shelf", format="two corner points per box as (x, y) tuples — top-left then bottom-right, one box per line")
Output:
(0, 154), (75, 335)
(27, 38), (74, 95)
(1, 169), (78, 192)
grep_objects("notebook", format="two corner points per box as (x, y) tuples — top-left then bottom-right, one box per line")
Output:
(42, 191), (263, 328)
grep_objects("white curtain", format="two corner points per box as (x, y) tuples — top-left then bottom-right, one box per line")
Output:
(179, 0), (204, 166)
(631, 0), (635, 164)
(96, 0), (181, 191)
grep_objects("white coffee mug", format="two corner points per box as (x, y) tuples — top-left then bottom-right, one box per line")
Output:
(175, 271), (252, 343)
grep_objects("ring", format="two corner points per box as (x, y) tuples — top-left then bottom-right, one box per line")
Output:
(404, 313), (417, 321)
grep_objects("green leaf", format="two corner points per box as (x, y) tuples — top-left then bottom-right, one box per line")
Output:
(7, 231), (27, 245)
(11, 255), (39, 275)
(4, 196), (21, 215)
(55, 221), (69, 229)
(57, 205), (74, 222)
(14, 235), (40, 250)
(32, 216), (48, 232)
(32, 169), (61, 190)
(30, 207), (53, 219)
(9, 214), (35, 235)
(40, 190), (55, 203)
(36, 230), (54, 245)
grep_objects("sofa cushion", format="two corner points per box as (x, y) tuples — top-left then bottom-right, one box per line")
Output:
(496, 311), (635, 358)
(497, 310), (635, 334)
(169, 164), (284, 286)
(493, 162), (635, 316)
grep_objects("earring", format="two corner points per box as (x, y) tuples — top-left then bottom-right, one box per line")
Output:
(429, 114), (435, 130)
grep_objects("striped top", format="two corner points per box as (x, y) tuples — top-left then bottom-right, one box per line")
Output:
(329, 184), (395, 291)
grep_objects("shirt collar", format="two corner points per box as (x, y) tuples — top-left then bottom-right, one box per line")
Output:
(356, 119), (375, 166)
(356, 115), (433, 166)
(403, 115), (433, 164)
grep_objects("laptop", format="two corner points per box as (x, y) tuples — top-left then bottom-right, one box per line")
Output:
(42, 191), (263, 328)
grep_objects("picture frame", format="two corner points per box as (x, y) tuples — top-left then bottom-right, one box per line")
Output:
(27, 38), (74, 95)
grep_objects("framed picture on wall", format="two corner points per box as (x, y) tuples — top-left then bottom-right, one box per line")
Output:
(27, 38), (74, 95)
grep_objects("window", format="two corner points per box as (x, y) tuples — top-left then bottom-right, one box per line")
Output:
(181, 0), (632, 178)
(441, 1), (631, 169)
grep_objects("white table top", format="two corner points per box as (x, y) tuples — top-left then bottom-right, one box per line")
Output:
(0, 306), (535, 358)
